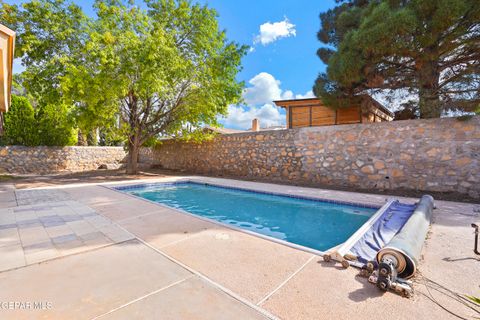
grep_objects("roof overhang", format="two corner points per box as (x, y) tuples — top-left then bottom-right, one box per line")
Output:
(273, 96), (394, 118)
(273, 98), (320, 108)
(362, 95), (395, 118)
(0, 24), (15, 113)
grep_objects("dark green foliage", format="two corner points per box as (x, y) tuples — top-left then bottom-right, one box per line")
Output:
(141, 136), (161, 148)
(314, 0), (480, 118)
(0, 0), (88, 107)
(1, 95), (77, 146)
(36, 104), (77, 146)
(393, 102), (419, 120)
(99, 127), (126, 146)
(2, 95), (38, 146)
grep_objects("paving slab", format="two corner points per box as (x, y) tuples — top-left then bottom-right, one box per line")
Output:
(0, 195), (136, 272)
(0, 200), (17, 209)
(0, 185), (17, 209)
(261, 256), (479, 320)
(67, 220), (99, 236)
(161, 226), (314, 303)
(44, 224), (73, 238)
(91, 198), (165, 221)
(15, 189), (71, 206)
(95, 224), (135, 243)
(18, 226), (50, 247)
(98, 276), (269, 320)
(0, 244), (26, 271)
(0, 228), (21, 247)
(0, 240), (192, 320)
(119, 210), (214, 248)
(0, 192), (16, 203)
(417, 207), (479, 298)
(23, 241), (59, 265)
(0, 208), (16, 225)
(65, 186), (131, 206)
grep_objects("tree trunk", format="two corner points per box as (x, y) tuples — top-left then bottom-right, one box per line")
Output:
(418, 59), (441, 118)
(126, 134), (140, 175)
(0, 112), (4, 136)
(87, 129), (98, 146)
(77, 130), (87, 146)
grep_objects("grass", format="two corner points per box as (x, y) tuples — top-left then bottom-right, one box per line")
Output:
(0, 174), (22, 182)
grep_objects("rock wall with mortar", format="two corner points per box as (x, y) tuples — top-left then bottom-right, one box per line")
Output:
(152, 117), (480, 199)
(0, 146), (128, 174)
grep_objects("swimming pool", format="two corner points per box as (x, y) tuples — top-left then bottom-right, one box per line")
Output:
(116, 182), (379, 252)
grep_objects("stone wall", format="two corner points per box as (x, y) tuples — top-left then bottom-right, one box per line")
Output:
(152, 117), (480, 199)
(0, 146), (128, 174)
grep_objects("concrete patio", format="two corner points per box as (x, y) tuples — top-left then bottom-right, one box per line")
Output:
(0, 176), (478, 319)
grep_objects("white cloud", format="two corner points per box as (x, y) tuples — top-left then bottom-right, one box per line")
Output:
(254, 17), (296, 46)
(243, 72), (314, 105)
(221, 72), (315, 129)
(282, 90), (294, 100)
(295, 90), (315, 99)
(243, 72), (282, 105)
(223, 104), (285, 129)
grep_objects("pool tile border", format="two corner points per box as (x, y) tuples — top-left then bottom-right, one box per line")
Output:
(113, 180), (381, 210)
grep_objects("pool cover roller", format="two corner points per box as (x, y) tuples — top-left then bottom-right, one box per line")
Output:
(325, 195), (435, 296)
(376, 195), (434, 279)
(348, 201), (416, 266)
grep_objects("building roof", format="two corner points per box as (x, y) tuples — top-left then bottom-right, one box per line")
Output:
(255, 125), (286, 131)
(0, 24), (15, 113)
(273, 96), (394, 118)
(273, 97), (321, 107)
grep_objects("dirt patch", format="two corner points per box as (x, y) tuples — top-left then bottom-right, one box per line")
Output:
(11, 169), (171, 189)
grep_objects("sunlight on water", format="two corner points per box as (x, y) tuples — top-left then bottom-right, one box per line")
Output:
(124, 183), (378, 251)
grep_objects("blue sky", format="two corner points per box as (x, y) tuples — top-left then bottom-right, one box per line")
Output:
(9, 0), (337, 129)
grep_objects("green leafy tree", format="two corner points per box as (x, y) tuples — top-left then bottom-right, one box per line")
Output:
(62, 0), (247, 174)
(1, 95), (77, 146)
(314, 0), (480, 118)
(36, 104), (77, 146)
(0, 0), (114, 140)
(0, 0), (87, 106)
(2, 95), (38, 146)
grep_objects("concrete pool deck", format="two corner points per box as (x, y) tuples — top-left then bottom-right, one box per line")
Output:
(0, 176), (479, 319)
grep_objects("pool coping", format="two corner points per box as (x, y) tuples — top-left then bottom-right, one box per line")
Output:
(113, 180), (381, 209)
(105, 178), (388, 257)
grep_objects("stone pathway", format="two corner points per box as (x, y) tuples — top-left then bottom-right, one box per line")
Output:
(0, 189), (134, 271)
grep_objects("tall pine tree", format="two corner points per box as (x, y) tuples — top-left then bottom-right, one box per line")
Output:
(314, 0), (480, 118)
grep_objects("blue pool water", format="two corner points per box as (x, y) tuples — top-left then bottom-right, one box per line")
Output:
(120, 182), (378, 252)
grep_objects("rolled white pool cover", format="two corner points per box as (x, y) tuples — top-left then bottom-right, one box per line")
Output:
(376, 195), (434, 279)
(330, 195), (434, 281)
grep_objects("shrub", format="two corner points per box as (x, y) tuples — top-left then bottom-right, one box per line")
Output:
(36, 104), (77, 146)
(1, 95), (77, 146)
(99, 126), (125, 146)
(2, 95), (39, 146)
